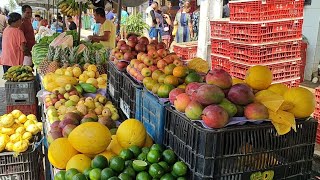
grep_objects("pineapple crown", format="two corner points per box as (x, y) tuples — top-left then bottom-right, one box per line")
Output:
(95, 51), (102, 65)
(47, 46), (55, 61)
(53, 47), (62, 61)
(83, 48), (90, 63)
(69, 47), (78, 65)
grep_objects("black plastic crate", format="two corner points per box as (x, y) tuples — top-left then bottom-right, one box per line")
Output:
(5, 80), (37, 105)
(119, 72), (143, 119)
(164, 106), (317, 179)
(0, 137), (43, 179)
(106, 61), (123, 107)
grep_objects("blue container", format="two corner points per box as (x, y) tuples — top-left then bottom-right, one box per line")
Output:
(136, 89), (169, 144)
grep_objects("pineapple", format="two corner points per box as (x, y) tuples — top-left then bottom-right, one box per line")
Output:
(46, 47), (62, 73)
(83, 48), (91, 70)
(70, 47), (82, 69)
(38, 46), (55, 75)
(95, 51), (106, 74)
(61, 48), (70, 68)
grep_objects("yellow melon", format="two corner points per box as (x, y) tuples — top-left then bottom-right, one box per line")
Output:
(48, 138), (79, 169)
(232, 77), (244, 85)
(245, 65), (273, 90)
(144, 134), (153, 147)
(267, 83), (289, 96)
(66, 154), (91, 173)
(107, 135), (124, 155)
(116, 119), (146, 148)
(99, 150), (116, 161)
(68, 122), (111, 154)
(283, 87), (315, 118)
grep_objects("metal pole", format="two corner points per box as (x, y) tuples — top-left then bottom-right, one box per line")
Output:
(78, 2), (82, 45)
(117, 0), (122, 34)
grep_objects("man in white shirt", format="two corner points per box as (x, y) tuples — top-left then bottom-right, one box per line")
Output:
(145, 1), (159, 40)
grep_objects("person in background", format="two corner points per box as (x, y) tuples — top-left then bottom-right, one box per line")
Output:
(146, 1), (159, 41)
(82, 11), (92, 30)
(120, 6), (129, 40)
(0, 9), (7, 55)
(20, 5), (35, 59)
(155, 9), (163, 42)
(0, 13), (27, 73)
(223, 2), (230, 18)
(160, 6), (172, 47)
(67, 16), (77, 30)
(51, 16), (64, 32)
(192, 5), (200, 41)
(91, 19), (100, 35)
(105, 4), (115, 22)
(32, 14), (40, 31)
(88, 7), (116, 49)
(174, 6), (193, 43)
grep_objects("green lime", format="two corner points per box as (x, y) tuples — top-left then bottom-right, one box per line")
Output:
(177, 177), (187, 180)
(160, 173), (175, 180)
(108, 177), (120, 180)
(91, 155), (109, 169)
(119, 149), (134, 160)
(89, 168), (102, 180)
(162, 149), (177, 165)
(132, 160), (148, 172)
(137, 152), (147, 161)
(123, 167), (136, 177)
(125, 160), (133, 167)
(172, 161), (187, 177)
(141, 147), (150, 154)
(128, 145), (142, 158)
(150, 144), (165, 153)
(101, 168), (116, 180)
(136, 171), (152, 180)
(54, 170), (66, 180)
(83, 168), (92, 179)
(109, 157), (125, 173)
(65, 168), (79, 180)
(147, 150), (161, 163)
(158, 161), (170, 173)
(148, 163), (165, 178)
(72, 173), (87, 180)
(118, 173), (133, 180)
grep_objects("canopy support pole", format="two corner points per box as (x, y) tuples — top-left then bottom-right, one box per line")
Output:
(78, 2), (83, 44)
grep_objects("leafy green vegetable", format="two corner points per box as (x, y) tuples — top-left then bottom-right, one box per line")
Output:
(125, 13), (149, 35)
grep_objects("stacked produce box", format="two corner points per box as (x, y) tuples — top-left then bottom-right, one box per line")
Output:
(314, 87), (320, 144)
(172, 41), (198, 60)
(228, 0), (304, 87)
(210, 18), (231, 72)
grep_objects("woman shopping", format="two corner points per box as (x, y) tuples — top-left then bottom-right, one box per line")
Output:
(0, 13), (27, 73)
(174, 7), (193, 43)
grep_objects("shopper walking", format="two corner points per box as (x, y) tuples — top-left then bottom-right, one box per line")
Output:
(174, 7), (193, 43)
(32, 14), (40, 31)
(0, 13), (27, 73)
(160, 6), (172, 47)
(192, 6), (200, 41)
(120, 6), (129, 40)
(146, 1), (159, 40)
(20, 5), (35, 62)
(88, 7), (116, 49)
(67, 16), (77, 30)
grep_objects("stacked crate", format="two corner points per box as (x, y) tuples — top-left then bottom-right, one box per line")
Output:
(210, 19), (231, 72)
(314, 87), (320, 144)
(228, 0), (304, 87)
(173, 41), (198, 60)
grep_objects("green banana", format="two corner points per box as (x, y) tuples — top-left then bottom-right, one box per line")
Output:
(79, 83), (97, 93)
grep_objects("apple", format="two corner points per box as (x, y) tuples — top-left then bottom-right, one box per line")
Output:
(141, 68), (152, 77)
(57, 94), (64, 100)
(157, 49), (168, 58)
(138, 63), (147, 71)
(143, 56), (153, 66)
(138, 36), (149, 45)
(149, 65), (158, 72)
(124, 52), (133, 61)
(128, 35), (138, 43)
(148, 49), (158, 59)
(115, 52), (124, 60)
(127, 40), (136, 48)
(137, 52), (145, 60)
(116, 61), (128, 71)
(157, 59), (168, 69)
(117, 40), (126, 49)
(135, 43), (146, 52)
(147, 44), (156, 51)
(120, 44), (131, 53)
(157, 42), (166, 50)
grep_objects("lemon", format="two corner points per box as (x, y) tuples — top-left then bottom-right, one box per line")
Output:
(66, 154), (92, 173)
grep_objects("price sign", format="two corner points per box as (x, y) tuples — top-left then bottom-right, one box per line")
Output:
(120, 98), (130, 118)
(11, 94), (29, 100)
(0, 174), (20, 180)
(16, 84), (28, 88)
(108, 84), (115, 98)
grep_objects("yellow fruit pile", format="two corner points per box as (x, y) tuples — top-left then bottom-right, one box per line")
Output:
(0, 110), (42, 153)
(244, 65), (315, 135)
(54, 65), (107, 89)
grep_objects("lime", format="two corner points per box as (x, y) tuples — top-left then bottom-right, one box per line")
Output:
(150, 144), (165, 153)
(119, 149), (134, 160)
(148, 163), (165, 178)
(136, 171), (152, 180)
(128, 145), (142, 158)
(101, 168), (116, 180)
(172, 161), (187, 176)
(91, 155), (109, 169)
(160, 173), (175, 180)
(109, 157), (125, 173)
(83, 168), (92, 179)
(162, 149), (177, 165)
(177, 177), (187, 180)
(125, 160), (133, 167)
(158, 161), (170, 173)
(54, 170), (66, 180)
(147, 150), (161, 163)
(137, 152), (147, 161)
(65, 168), (79, 180)
(141, 147), (150, 154)
(123, 167), (136, 177)
(72, 173), (87, 180)
(108, 177), (120, 180)
(132, 160), (148, 172)
(118, 173), (133, 180)
(89, 168), (102, 180)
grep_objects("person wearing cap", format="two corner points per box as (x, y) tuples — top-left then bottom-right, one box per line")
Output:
(67, 16), (77, 30)
(0, 12), (27, 73)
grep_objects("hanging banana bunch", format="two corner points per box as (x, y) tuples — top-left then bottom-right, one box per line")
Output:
(58, 0), (94, 16)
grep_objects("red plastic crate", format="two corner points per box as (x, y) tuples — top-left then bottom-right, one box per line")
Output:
(6, 103), (38, 115)
(230, 61), (300, 82)
(173, 43), (198, 60)
(282, 79), (300, 88)
(230, 19), (303, 44)
(210, 20), (230, 39)
(229, 0), (304, 22)
(211, 39), (230, 57)
(230, 40), (301, 65)
(211, 54), (230, 72)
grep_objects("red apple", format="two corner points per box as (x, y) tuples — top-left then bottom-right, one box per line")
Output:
(143, 56), (153, 66)
(148, 49), (158, 59)
(117, 40), (126, 49)
(138, 36), (149, 45)
(135, 43), (146, 52)
(157, 49), (168, 58)
(116, 61), (128, 71)
(157, 60), (168, 69)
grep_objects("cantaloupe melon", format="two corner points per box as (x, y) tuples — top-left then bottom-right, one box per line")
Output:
(116, 119), (146, 148)
(48, 138), (78, 169)
(59, 35), (73, 49)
